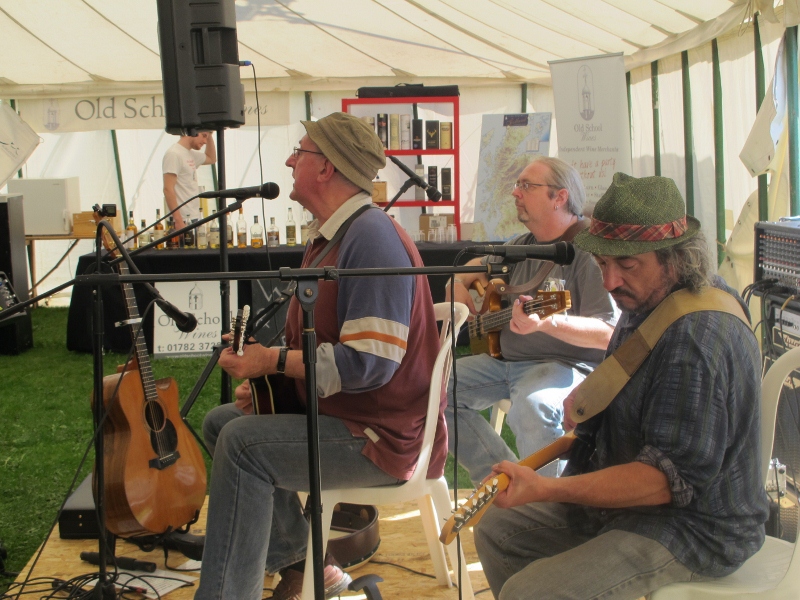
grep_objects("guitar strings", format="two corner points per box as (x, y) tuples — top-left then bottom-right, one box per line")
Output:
(468, 297), (564, 335)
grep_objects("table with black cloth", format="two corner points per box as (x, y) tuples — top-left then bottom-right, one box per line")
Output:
(66, 241), (476, 353)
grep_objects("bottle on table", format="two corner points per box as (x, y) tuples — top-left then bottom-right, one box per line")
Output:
(184, 219), (196, 249)
(226, 215), (234, 248)
(209, 217), (220, 249)
(237, 208), (247, 248)
(196, 212), (208, 249)
(125, 211), (138, 250)
(251, 215), (264, 248)
(166, 217), (181, 250)
(139, 219), (150, 247)
(267, 217), (280, 247)
(286, 208), (296, 247)
(154, 208), (166, 250)
(300, 210), (312, 245)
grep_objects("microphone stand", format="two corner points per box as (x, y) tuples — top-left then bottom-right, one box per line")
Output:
(216, 125), (232, 405)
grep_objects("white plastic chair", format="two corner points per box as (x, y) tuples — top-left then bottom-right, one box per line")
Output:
(489, 398), (512, 434)
(301, 302), (473, 600)
(650, 345), (800, 599)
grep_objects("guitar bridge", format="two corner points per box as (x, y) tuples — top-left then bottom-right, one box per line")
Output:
(149, 451), (180, 470)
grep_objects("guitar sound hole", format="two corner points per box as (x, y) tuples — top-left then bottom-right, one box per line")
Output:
(144, 401), (166, 432)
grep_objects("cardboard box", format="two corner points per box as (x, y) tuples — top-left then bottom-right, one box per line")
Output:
(72, 211), (122, 237)
(372, 180), (387, 204)
(419, 214), (454, 239)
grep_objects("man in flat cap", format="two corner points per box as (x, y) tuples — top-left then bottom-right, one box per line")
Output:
(197, 113), (443, 600)
(474, 173), (768, 599)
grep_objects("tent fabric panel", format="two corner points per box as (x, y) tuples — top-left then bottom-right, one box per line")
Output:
(0, 0), (162, 82)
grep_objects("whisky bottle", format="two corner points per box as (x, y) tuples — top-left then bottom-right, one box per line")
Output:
(251, 215), (264, 248)
(184, 219), (196, 249)
(196, 214), (208, 249)
(267, 217), (280, 247)
(286, 208), (297, 246)
(125, 211), (138, 250)
(237, 208), (247, 248)
(139, 219), (150, 246)
(209, 217), (220, 249)
(154, 208), (166, 250)
(166, 217), (181, 250)
(226, 215), (234, 248)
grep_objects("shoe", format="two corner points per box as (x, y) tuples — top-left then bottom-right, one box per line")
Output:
(271, 564), (352, 600)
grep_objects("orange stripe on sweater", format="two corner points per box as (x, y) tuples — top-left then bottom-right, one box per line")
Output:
(340, 331), (408, 350)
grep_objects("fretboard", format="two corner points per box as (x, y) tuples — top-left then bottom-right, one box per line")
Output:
(468, 296), (564, 338)
(119, 262), (157, 402)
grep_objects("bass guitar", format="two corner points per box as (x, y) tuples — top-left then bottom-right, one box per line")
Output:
(468, 281), (571, 357)
(439, 432), (576, 545)
(91, 208), (207, 537)
(230, 305), (300, 415)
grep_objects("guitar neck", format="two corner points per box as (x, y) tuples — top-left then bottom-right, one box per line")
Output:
(118, 262), (157, 400)
(470, 293), (568, 337)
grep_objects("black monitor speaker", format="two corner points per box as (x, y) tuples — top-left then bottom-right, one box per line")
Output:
(156, 0), (245, 135)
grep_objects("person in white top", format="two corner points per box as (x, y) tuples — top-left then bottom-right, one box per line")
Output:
(162, 132), (216, 229)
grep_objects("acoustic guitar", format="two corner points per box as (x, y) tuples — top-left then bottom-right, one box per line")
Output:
(91, 208), (207, 537)
(468, 280), (571, 357)
(230, 305), (301, 415)
(439, 432), (576, 545)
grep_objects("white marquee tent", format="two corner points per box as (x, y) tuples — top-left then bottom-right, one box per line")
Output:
(1, 0), (797, 303)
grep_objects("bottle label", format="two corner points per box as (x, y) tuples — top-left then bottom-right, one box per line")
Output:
(286, 225), (296, 245)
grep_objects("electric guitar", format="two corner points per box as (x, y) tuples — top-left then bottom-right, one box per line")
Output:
(90, 207), (207, 537)
(439, 432), (576, 545)
(468, 280), (571, 357)
(230, 305), (301, 415)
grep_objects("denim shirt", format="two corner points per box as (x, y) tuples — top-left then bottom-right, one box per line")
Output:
(581, 280), (769, 576)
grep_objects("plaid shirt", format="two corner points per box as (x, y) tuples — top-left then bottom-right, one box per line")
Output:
(581, 280), (769, 577)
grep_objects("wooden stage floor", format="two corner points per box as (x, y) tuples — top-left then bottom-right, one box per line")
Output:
(15, 492), (488, 599)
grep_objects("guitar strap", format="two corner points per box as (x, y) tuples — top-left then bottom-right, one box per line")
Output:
(500, 217), (589, 296)
(569, 286), (753, 424)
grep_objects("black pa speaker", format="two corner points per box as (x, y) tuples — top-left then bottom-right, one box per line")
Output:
(156, 0), (245, 135)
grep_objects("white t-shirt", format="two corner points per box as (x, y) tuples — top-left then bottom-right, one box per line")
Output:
(162, 143), (207, 222)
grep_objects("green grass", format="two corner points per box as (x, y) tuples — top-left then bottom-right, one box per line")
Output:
(0, 308), (517, 593)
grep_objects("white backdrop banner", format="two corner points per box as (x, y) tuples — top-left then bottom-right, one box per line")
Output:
(18, 92), (290, 133)
(549, 53), (632, 211)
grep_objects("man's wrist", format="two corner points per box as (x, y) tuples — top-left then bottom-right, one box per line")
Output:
(444, 277), (464, 289)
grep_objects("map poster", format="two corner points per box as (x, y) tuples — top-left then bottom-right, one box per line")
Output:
(473, 112), (552, 241)
(549, 53), (632, 213)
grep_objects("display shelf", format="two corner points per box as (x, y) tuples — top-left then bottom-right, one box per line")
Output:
(342, 95), (460, 239)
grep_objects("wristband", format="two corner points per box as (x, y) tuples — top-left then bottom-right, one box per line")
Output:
(445, 277), (464, 288)
(276, 346), (289, 374)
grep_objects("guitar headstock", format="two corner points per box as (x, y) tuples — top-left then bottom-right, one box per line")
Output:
(230, 305), (250, 356)
(531, 290), (572, 317)
(439, 477), (503, 545)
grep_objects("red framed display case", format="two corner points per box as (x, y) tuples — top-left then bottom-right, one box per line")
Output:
(342, 95), (461, 239)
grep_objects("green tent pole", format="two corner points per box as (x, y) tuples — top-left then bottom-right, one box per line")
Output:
(521, 83), (527, 113)
(651, 61), (661, 176)
(110, 130), (127, 226)
(755, 13), (769, 221)
(787, 26), (800, 216)
(712, 39), (726, 265)
(681, 51), (695, 217)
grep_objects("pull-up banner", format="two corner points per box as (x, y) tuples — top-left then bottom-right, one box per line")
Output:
(549, 53), (632, 213)
(18, 92), (290, 133)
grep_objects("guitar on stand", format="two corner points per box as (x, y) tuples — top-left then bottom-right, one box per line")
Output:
(91, 208), (207, 537)
(468, 280), (571, 357)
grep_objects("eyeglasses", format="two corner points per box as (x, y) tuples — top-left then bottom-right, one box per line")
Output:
(513, 181), (559, 193)
(292, 147), (325, 159)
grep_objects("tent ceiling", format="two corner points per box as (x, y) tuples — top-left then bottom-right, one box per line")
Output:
(0, 0), (757, 99)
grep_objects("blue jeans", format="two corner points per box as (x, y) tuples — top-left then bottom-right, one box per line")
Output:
(195, 404), (400, 600)
(474, 502), (702, 599)
(446, 355), (586, 484)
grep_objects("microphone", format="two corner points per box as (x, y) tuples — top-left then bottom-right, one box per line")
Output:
(198, 182), (280, 200)
(387, 155), (442, 201)
(465, 242), (575, 265)
(155, 297), (198, 333)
